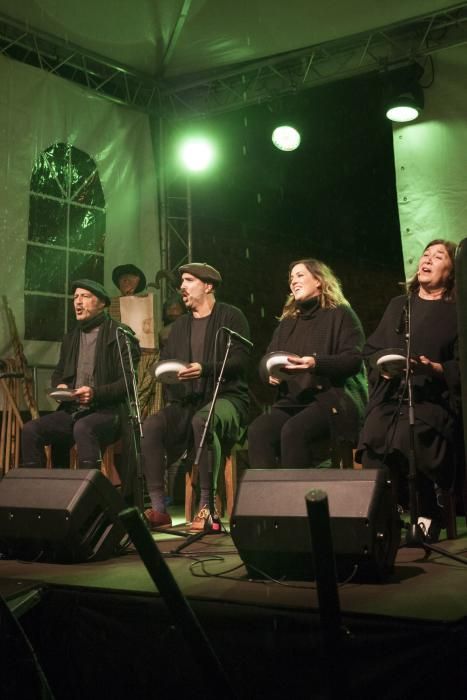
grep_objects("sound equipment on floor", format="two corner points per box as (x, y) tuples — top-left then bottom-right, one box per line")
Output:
(0, 468), (126, 563)
(230, 468), (401, 582)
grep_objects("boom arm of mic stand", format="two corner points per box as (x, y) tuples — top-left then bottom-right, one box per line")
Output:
(402, 296), (426, 546)
(173, 336), (233, 553)
(119, 333), (145, 512)
(191, 335), (233, 486)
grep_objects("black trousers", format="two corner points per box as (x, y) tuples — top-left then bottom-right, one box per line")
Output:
(248, 402), (330, 468)
(141, 399), (241, 512)
(21, 409), (120, 467)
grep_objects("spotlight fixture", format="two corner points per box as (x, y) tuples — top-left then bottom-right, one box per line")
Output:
(384, 65), (424, 123)
(272, 124), (301, 151)
(386, 85), (424, 123)
(179, 136), (216, 172)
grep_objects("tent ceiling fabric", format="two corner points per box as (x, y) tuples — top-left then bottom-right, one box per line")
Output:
(0, 0), (464, 79)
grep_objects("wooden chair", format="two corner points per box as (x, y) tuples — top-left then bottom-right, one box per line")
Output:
(68, 441), (122, 486)
(185, 439), (247, 523)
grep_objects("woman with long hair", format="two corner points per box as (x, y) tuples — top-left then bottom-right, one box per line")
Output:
(357, 239), (460, 541)
(248, 258), (367, 468)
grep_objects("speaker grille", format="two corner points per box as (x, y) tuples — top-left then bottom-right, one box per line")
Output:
(0, 468), (126, 563)
(230, 469), (401, 582)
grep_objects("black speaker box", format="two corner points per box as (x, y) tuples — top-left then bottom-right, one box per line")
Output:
(0, 468), (126, 563)
(230, 468), (401, 582)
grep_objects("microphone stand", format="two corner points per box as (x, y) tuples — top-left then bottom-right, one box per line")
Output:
(402, 296), (467, 564)
(403, 295), (425, 547)
(171, 333), (233, 553)
(117, 329), (144, 512)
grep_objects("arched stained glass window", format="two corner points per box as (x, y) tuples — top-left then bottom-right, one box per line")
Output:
(25, 143), (106, 341)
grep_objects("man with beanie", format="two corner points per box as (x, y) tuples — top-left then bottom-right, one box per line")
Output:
(21, 279), (140, 474)
(142, 263), (250, 530)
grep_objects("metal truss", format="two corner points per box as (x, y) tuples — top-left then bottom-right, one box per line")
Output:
(2, 4), (467, 291)
(1, 5), (467, 121)
(0, 11), (161, 114)
(160, 3), (467, 120)
(165, 175), (193, 276)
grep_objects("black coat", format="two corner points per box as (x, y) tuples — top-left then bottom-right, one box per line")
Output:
(356, 293), (463, 489)
(267, 302), (368, 445)
(52, 315), (140, 409)
(161, 301), (250, 425)
(362, 294), (460, 429)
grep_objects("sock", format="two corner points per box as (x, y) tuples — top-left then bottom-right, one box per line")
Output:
(199, 489), (211, 510)
(148, 489), (166, 513)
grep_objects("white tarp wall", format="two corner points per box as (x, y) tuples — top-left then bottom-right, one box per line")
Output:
(0, 53), (160, 373)
(394, 44), (467, 278)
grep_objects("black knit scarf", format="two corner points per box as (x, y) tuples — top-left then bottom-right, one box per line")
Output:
(61, 311), (109, 386)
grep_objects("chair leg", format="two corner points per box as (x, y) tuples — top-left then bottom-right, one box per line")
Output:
(101, 443), (121, 487)
(224, 453), (237, 517)
(444, 491), (458, 540)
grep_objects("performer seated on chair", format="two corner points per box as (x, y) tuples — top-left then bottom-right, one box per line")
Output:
(21, 279), (140, 474)
(142, 262), (250, 531)
(248, 258), (367, 468)
(356, 239), (461, 543)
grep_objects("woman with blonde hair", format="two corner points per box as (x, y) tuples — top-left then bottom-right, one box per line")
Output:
(248, 258), (367, 468)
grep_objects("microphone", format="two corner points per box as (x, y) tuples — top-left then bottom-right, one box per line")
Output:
(0, 372), (24, 379)
(222, 327), (253, 348)
(116, 326), (138, 340)
(395, 298), (408, 335)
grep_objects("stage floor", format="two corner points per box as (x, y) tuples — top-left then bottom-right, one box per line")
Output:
(1, 511), (467, 623)
(1, 511), (467, 699)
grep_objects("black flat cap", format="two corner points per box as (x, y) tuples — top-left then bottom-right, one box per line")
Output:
(71, 279), (111, 307)
(179, 262), (222, 285)
(112, 264), (147, 294)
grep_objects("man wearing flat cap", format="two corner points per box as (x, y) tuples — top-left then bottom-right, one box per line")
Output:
(142, 262), (251, 530)
(21, 279), (140, 489)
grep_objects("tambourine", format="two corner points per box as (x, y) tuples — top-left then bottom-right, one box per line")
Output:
(49, 389), (76, 403)
(375, 352), (406, 378)
(259, 351), (300, 382)
(153, 359), (189, 384)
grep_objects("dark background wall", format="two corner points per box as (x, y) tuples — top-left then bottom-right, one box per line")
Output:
(168, 72), (405, 408)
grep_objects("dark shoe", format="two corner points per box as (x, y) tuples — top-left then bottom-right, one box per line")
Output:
(78, 460), (102, 470)
(190, 505), (221, 532)
(144, 508), (172, 530)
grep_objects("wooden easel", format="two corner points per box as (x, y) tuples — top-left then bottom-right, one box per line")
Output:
(0, 358), (24, 474)
(1, 296), (40, 475)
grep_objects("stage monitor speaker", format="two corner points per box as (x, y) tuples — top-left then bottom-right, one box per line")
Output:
(230, 468), (401, 582)
(0, 468), (126, 563)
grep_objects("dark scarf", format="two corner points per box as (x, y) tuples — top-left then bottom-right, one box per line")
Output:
(78, 309), (108, 332)
(61, 311), (110, 386)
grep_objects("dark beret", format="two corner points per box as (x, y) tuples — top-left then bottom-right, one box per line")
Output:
(178, 262), (222, 285)
(111, 264), (147, 294)
(71, 279), (111, 307)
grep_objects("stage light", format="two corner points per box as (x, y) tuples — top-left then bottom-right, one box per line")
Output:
(272, 125), (301, 151)
(386, 88), (424, 123)
(384, 65), (424, 123)
(179, 137), (216, 172)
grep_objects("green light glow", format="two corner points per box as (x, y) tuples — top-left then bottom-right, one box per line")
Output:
(179, 137), (216, 172)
